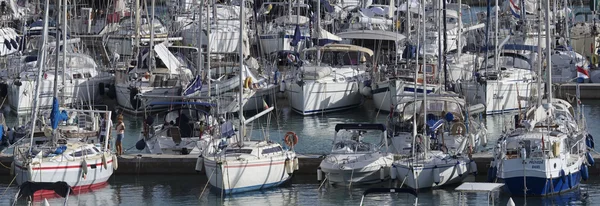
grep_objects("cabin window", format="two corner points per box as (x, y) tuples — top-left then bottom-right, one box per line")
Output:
(225, 149), (252, 154)
(72, 73), (83, 79)
(262, 146), (283, 154)
(165, 79), (179, 87)
(71, 148), (96, 157)
(83, 73), (92, 78)
(93, 147), (100, 153)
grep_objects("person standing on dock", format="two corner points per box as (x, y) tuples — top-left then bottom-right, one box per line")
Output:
(115, 115), (126, 156)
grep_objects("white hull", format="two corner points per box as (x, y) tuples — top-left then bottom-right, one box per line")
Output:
(320, 153), (393, 185)
(286, 81), (362, 115)
(115, 84), (183, 114)
(144, 135), (205, 155)
(203, 154), (294, 194)
(243, 84), (278, 112)
(14, 152), (114, 190)
(394, 156), (472, 189)
(372, 80), (438, 112)
(460, 81), (541, 114)
(259, 31), (308, 55)
(9, 76), (113, 115)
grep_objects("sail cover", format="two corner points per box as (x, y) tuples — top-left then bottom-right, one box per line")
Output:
(50, 97), (68, 129)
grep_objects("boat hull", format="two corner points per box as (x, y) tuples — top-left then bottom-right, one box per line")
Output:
(319, 154), (393, 185)
(14, 153), (114, 197)
(259, 32), (308, 55)
(372, 80), (437, 112)
(460, 81), (540, 114)
(115, 84), (182, 114)
(203, 157), (292, 194)
(496, 157), (584, 196)
(394, 159), (470, 189)
(8, 76), (113, 115)
(286, 81), (362, 115)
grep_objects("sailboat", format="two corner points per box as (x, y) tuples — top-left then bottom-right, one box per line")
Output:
(201, 1), (298, 194)
(389, 0), (479, 190)
(487, 1), (589, 196)
(319, 124), (393, 185)
(12, 0), (115, 197)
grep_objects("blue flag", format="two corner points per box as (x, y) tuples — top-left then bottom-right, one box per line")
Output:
(290, 25), (301, 47)
(183, 75), (203, 96)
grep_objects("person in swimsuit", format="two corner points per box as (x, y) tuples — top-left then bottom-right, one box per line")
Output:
(115, 115), (126, 156)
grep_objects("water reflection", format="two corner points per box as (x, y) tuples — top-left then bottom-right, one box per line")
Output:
(0, 175), (598, 206)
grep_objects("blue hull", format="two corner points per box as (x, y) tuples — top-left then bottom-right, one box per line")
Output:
(500, 171), (581, 196)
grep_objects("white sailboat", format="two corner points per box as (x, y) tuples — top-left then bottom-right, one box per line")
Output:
(488, 99), (588, 195)
(202, 1), (298, 194)
(390, 95), (479, 189)
(488, 2), (590, 195)
(286, 44), (372, 115)
(390, 1), (477, 189)
(319, 123), (393, 185)
(12, 1), (115, 197)
(459, 45), (543, 114)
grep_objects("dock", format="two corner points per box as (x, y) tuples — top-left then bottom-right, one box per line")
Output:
(2, 153), (600, 176)
(554, 83), (600, 100)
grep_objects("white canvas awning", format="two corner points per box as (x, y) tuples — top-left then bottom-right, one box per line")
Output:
(154, 43), (184, 74)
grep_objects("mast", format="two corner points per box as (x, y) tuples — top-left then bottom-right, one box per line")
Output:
(149, 0), (156, 73)
(494, 0), (498, 72)
(457, 0), (462, 57)
(421, 0), (427, 158)
(442, 0), (448, 91)
(536, 1), (542, 107)
(412, 0), (422, 158)
(238, 0), (245, 144)
(316, 0), (321, 66)
(197, 0), (204, 77)
(53, 0), (61, 99)
(207, 0), (212, 96)
(437, 1), (442, 89)
(29, 0), (51, 153)
(62, 0), (67, 103)
(545, 0), (553, 105)
(135, 0), (140, 62)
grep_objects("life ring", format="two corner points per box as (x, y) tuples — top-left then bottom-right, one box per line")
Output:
(415, 134), (423, 143)
(592, 54), (599, 65)
(450, 123), (467, 135)
(284, 131), (298, 147)
(244, 77), (253, 89)
(287, 53), (296, 62)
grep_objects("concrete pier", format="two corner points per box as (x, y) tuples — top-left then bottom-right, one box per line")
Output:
(554, 83), (600, 100)
(1, 153), (600, 176)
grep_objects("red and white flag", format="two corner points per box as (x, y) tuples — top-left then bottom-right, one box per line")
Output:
(577, 65), (590, 79)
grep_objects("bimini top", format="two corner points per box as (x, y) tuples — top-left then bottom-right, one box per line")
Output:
(335, 123), (386, 132)
(303, 44), (374, 56)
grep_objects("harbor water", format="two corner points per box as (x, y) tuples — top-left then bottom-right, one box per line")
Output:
(1, 175), (599, 205)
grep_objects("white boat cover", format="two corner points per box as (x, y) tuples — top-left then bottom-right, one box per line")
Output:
(301, 66), (332, 80)
(154, 43), (184, 75)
